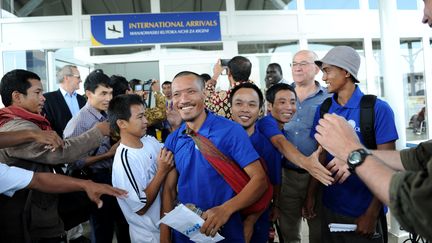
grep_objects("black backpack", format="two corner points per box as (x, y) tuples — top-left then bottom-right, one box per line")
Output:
(319, 94), (377, 149)
(319, 94), (390, 243)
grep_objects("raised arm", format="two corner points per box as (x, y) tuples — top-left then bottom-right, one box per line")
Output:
(28, 172), (127, 208)
(0, 130), (63, 150)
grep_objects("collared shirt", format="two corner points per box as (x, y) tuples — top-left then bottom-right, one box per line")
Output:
(311, 85), (398, 217)
(283, 81), (330, 169)
(0, 163), (33, 197)
(59, 87), (80, 117)
(64, 103), (112, 170)
(277, 78), (289, 85)
(164, 111), (259, 242)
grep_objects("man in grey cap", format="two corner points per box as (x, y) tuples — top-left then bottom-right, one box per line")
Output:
(306, 46), (398, 243)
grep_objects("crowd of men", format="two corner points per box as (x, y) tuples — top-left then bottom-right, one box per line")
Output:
(1, 2), (432, 243)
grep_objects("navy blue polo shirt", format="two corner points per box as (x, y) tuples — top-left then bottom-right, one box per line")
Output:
(250, 124), (282, 185)
(311, 86), (398, 217)
(165, 111), (259, 242)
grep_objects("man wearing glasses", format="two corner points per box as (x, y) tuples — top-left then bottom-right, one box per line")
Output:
(43, 65), (87, 138)
(278, 50), (330, 243)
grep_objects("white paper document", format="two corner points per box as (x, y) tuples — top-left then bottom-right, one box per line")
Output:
(328, 223), (357, 232)
(158, 204), (224, 243)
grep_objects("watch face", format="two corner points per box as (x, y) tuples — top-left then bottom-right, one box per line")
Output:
(350, 151), (362, 164)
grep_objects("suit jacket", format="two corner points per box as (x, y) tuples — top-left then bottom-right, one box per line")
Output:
(42, 89), (86, 137)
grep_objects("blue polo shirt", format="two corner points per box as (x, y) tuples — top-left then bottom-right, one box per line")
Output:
(311, 86), (398, 217)
(250, 124), (282, 186)
(249, 126), (282, 243)
(257, 115), (296, 169)
(165, 111), (259, 243)
(284, 82), (330, 169)
(256, 114), (284, 141)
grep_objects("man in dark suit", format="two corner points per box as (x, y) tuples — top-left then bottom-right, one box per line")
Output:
(43, 65), (86, 138)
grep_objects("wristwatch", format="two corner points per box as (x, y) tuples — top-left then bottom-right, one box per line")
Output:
(347, 148), (372, 172)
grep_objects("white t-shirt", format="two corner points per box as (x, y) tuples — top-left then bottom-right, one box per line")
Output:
(0, 163), (34, 197)
(112, 135), (163, 243)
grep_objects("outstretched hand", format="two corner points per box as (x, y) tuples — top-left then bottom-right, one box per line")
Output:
(326, 157), (351, 184)
(302, 146), (333, 186)
(83, 181), (128, 208)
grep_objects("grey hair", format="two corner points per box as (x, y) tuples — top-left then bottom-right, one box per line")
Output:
(294, 50), (319, 62)
(57, 65), (77, 83)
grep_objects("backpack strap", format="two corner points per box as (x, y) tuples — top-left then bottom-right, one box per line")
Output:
(320, 97), (333, 119)
(360, 95), (377, 149)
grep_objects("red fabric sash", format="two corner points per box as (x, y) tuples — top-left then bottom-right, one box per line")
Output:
(0, 106), (52, 130)
(185, 127), (273, 215)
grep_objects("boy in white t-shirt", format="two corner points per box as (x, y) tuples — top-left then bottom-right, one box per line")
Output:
(108, 94), (174, 243)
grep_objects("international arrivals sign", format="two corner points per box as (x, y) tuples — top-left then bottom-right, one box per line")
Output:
(90, 12), (221, 46)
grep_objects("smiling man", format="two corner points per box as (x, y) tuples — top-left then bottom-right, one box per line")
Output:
(230, 82), (282, 243)
(265, 63), (288, 89)
(309, 46), (398, 243)
(161, 71), (267, 243)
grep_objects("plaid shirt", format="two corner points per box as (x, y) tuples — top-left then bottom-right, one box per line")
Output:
(64, 103), (112, 169)
(205, 80), (252, 119)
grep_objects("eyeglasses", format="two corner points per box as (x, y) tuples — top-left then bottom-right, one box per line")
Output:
(69, 74), (81, 79)
(290, 62), (314, 68)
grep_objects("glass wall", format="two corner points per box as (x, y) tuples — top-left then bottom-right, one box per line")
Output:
(161, 0), (226, 12)
(82, 0), (150, 14)
(1, 0), (72, 17)
(235, 0), (297, 10)
(304, 0), (359, 10)
(372, 40), (384, 97)
(368, 0), (418, 10)
(2, 50), (48, 96)
(239, 41), (299, 88)
(400, 39), (427, 141)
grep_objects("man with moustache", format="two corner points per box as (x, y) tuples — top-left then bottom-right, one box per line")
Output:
(161, 71), (268, 243)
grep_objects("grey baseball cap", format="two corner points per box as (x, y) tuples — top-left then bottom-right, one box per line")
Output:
(315, 46), (361, 83)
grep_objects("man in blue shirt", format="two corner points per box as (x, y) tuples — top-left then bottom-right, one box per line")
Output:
(64, 69), (130, 243)
(280, 50), (330, 243)
(309, 46), (398, 243)
(161, 71), (267, 243)
(230, 82), (282, 243)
